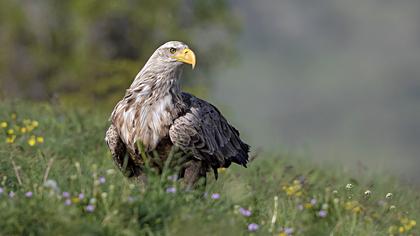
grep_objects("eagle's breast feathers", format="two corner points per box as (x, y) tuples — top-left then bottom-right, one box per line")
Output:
(111, 87), (180, 152)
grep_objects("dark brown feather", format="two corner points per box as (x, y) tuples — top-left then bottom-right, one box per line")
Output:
(169, 93), (250, 171)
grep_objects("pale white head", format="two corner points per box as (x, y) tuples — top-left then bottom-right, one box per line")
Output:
(147, 41), (196, 70)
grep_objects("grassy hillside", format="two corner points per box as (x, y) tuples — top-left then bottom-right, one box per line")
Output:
(0, 101), (418, 235)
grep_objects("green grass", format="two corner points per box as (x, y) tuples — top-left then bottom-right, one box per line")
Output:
(0, 100), (418, 236)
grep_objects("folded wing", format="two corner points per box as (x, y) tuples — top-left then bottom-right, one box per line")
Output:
(169, 93), (250, 171)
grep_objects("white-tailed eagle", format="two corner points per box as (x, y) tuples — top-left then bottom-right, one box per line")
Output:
(105, 41), (249, 187)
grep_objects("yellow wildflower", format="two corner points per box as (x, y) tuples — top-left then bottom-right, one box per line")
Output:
(285, 185), (302, 196)
(399, 226), (405, 233)
(36, 136), (44, 143)
(28, 136), (36, 146)
(304, 203), (313, 209)
(402, 218), (416, 231)
(0, 122), (7, 128)
(71, 197), (80, 204)
(283, 180), (303, 197)
(6, 135), (16, 144)
(352, 206), (362, 214)
(20, 127), (27, 133)
(279, 233), (286, 236)
(344, 200), (362, 213)
(7, 129), (14, 135)
(344, 201), (355, 210)
(32, 120), (39, 128)
(26, 125), (34, 132)
(218, 167), (226, 173)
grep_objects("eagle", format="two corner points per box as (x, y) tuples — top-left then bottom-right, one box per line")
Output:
(105, 41), (249, 188)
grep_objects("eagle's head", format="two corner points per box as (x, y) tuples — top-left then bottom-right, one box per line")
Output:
(147, 41), (196, 70)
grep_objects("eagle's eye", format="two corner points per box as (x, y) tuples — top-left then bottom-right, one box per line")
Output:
(169, 47), (177, 54)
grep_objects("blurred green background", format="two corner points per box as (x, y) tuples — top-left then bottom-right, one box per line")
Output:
(0, 0), (239, 106)
(1, 0), (420, 183)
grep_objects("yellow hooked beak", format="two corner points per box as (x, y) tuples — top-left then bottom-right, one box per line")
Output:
(173, 48), (196, 69)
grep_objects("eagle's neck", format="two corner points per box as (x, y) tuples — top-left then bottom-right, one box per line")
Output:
(130, 65), (183, 101)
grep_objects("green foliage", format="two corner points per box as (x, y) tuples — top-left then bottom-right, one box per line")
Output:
(0, 1), (239, 109)
(0, 100), (418, 235)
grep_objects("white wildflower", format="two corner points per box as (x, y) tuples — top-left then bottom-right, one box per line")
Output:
(43, 179), (60, 193)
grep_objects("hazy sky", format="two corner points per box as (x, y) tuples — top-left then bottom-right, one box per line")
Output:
(210, 0), (420, 182)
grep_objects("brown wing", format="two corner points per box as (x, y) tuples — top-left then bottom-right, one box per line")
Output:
(105, 124), (142, 178)
(169, 93), (250, 171)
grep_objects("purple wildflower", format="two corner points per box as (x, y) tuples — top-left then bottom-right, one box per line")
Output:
(211, 193), (220, 199)
(25, 191), (33, 198)
(98, 176), (106, 184)
(85, 204), (95, 212)
(248, 223), (259, 231)
(318, 210), (328, 218)
(62, 192), (70, 198)
(284, 227), (294, 235)
(166, 187), (176, 193)
(297, 204), (304, 211)
(0, 187), (3, 194)
(9, 191), (15, 198)
(78, 193), (85, 200)
(239, 207), (252, 217)
(64, 199), (72, 206)
(310, 198), (317, 205)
